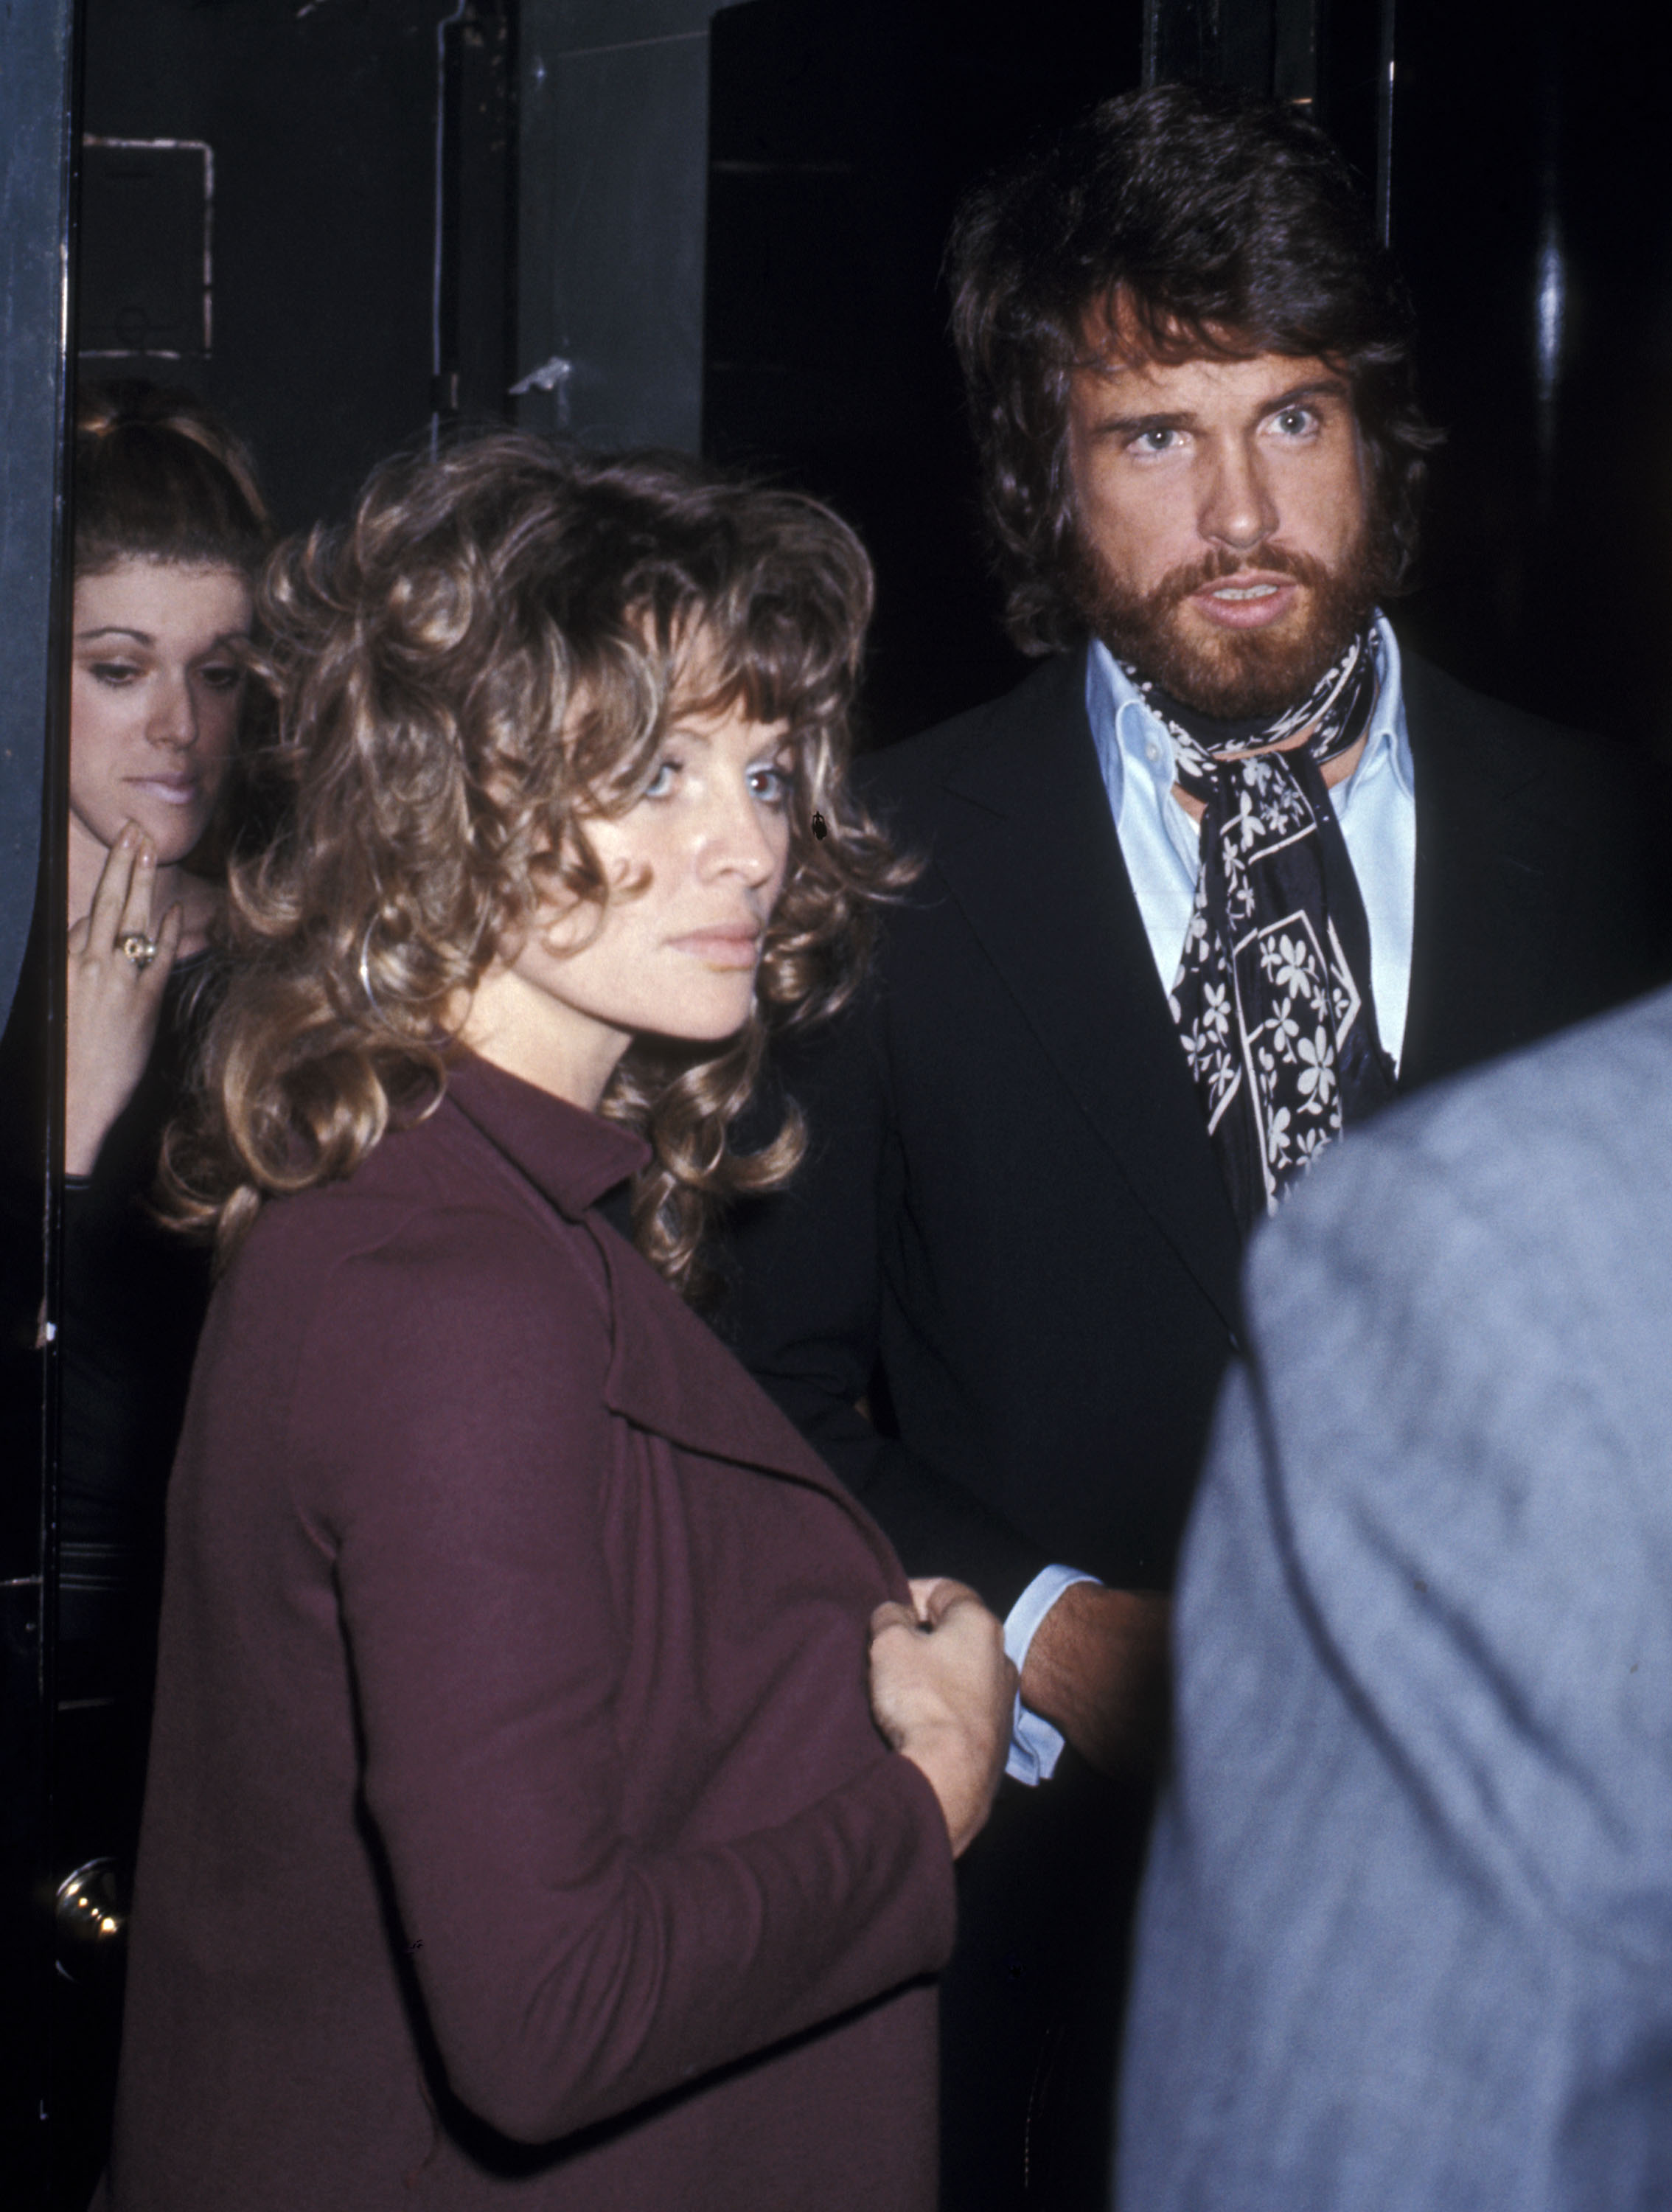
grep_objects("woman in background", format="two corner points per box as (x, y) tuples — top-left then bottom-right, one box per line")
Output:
(101, 435), (1011, 2211)
(59, 380), (268, 1705)
(46, 379), (269, 2211)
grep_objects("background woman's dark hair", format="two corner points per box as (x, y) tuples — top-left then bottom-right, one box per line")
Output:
(949, 83), (1443, 655)
(74, 379), (272, 579)
(163, 432), (913, 1301)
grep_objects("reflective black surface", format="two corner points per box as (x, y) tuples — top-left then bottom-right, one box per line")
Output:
(1393, 0), (1672, 754)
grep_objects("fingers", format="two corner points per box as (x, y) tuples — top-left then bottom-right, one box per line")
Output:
(874, 1582), (986, 1641)
(117, 832), (159, 947)
(906, 1576), (984, 1627)
(868, 1581), (1015, 1861)
(85, 822), (144, 942)
(144, 901), (184, 991)
(868, 1599), (921, 1641)
(70, 824), (174, 992)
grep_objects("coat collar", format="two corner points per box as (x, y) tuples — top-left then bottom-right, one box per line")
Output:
(593, 1229), (879, 1485)
(443, 1053), (907, 1583)
(927, 647), (1245, 1336)
(442, 1051), (649, 1219)
(588, 1195), (906, 1586)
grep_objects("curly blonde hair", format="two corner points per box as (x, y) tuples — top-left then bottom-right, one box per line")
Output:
(162, 434), (912, 1300)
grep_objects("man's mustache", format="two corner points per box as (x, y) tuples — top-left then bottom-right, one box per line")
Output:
(1144, 542), (1332, 615)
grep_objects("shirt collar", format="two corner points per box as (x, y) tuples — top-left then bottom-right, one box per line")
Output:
(443, 1051), (650, 1220)
(1085, 611), (1413, 821)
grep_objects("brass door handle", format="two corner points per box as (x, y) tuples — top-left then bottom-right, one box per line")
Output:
(55, 1857), (126, 1947)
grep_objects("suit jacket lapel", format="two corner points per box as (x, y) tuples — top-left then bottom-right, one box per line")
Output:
(1401, 654), (1575, 1090)
(930, 649), (1244, 1335)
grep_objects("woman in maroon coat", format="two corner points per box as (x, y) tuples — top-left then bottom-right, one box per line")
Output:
(99, 439), (1013, 2211)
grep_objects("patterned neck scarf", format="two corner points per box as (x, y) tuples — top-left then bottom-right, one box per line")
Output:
(1120, 618), (1396, 1237)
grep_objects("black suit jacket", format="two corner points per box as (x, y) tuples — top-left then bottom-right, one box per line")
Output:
(722, 644), (1665, 1613)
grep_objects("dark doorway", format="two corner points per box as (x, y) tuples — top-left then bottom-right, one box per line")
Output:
(1391, 0), (1672, 755)
(703, 0), (1146, 745)
(78, 0), (516, 535)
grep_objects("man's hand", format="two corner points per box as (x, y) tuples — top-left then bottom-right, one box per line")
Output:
(868, 1577), (1015, 1858)
(1020, 1582), (1171, 1778)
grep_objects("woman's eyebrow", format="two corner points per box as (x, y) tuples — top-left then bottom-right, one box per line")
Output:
(77, 625), (249, 647)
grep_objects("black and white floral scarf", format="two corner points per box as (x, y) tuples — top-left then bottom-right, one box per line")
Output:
(1121, 619), (1396, 1237)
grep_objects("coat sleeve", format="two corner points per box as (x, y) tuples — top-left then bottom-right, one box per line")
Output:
(1117, 1041), (1672, 2211)
(286, 1208), (955, 2146)
(720, 990), (1053, 1618)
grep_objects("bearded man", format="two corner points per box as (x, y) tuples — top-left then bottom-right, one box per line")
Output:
(721, 83), (1664, 2211)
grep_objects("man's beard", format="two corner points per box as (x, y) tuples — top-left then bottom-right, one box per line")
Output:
(1067, 529), (1385, 721)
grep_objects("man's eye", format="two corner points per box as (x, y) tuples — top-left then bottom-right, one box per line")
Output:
(1133, 428), (1177, 453)
(1272, 408), (1314, 436)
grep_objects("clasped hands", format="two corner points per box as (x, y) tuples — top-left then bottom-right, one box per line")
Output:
(868, 1579), (1013, 1858)
(868, 1576), (1171, 1857)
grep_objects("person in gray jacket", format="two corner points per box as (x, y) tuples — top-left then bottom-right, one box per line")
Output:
(1117, 981), (1672, 2211)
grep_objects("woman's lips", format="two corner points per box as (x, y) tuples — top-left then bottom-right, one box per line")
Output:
(1188, 577), (1300, 631)
(672, 927), (763, 970)
(127, 774), (204, 807)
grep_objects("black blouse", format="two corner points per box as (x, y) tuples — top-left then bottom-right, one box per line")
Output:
(57, 954), (213, 1703)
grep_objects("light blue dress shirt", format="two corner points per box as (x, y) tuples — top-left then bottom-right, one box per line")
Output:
(1003, 617), (1418, 1784)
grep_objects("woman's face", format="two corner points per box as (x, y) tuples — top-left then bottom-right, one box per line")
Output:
(69, 559), (253, 867)
(499, 693), (797, 1095)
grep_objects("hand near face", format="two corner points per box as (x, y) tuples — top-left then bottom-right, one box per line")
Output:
(868, 1577), (1015, 1859)
(64, 823), (183, 1177)
(69, 560), (248, 875)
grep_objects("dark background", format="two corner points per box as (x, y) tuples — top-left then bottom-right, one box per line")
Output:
(702, 0), (1672, 748)
(704, 0), (1396, 739)
(77, 0), (517, 535)
(1391, 4), (1672, 751)
(67, 0), (1672, 752)
(703, 0), (1149, 737)
(5, 0), (1672, 2196)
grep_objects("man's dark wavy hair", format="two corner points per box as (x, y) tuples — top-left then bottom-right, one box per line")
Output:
(949, 83), (1443, 655)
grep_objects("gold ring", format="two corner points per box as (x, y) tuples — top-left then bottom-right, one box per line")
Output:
(119, 932), (159, 970)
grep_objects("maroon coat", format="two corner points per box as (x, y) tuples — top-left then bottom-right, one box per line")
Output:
(101, 1054), (955, 2211)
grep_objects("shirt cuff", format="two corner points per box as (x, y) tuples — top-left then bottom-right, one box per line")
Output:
(1002, 1565), (1103, 1787)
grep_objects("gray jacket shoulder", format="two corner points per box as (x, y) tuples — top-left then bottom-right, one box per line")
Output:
(1251, 980), (1672, 1309)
